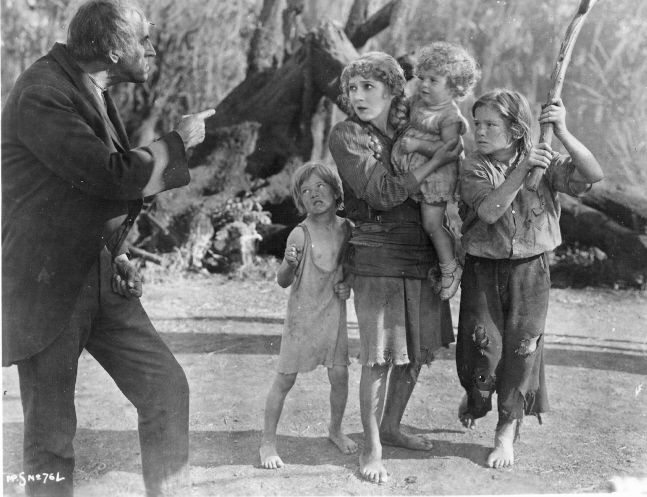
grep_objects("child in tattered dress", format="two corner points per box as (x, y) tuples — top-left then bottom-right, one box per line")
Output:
(259, 162), (357, 469)
(392, 42), (480, 300)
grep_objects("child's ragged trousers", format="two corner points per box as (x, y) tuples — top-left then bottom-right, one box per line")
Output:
(456, 253), (551, 429)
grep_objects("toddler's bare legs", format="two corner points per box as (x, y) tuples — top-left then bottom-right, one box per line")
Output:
(260, 372), (297, 469)
(487, 419), (517, 469)
(359, 364), (389, 483)
(327, 365), (357, 454)
(421, 202), (462, 300)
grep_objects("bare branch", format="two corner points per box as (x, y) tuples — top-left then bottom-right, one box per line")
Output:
(347, 0), (397, 48)
(344, 0), (369, 39)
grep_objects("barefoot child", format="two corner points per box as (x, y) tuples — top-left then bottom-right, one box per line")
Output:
(456, 89), (603, 468)
(259, 162), (357, 469)
(392, 41), (480, 300)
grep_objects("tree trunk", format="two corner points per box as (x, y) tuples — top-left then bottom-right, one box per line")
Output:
(247, 0), (287, 76)
(582, 182), (647, 233)
(190, 21), (360, 176)
(559, 193), (647, 284)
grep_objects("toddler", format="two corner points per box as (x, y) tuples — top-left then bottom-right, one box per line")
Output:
(457, 89), (603, 468)
(259, 162), (357, 469)
(392, 41), (480, 300)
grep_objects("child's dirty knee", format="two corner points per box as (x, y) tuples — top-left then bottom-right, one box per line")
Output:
(514, 335), (541, 357)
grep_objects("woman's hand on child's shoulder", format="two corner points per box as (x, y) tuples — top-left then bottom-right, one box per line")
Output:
(539, 98), (567, 136)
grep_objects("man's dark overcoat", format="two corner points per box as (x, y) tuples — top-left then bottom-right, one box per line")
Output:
(2, 43), (190, 365)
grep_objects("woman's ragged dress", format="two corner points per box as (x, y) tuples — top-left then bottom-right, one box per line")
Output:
(329, 118), (454, 372)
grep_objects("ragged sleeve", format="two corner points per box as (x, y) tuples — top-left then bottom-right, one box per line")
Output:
(545, 152), (593, 197)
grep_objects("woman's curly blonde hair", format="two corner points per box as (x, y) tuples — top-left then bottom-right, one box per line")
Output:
(415, 41), (480, 99)
(338, 51), (409, 131)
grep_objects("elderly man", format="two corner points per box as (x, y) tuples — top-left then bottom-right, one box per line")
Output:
(1, 1), (214, 495)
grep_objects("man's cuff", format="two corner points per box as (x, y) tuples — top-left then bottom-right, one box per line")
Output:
(142, 132), (190, 196)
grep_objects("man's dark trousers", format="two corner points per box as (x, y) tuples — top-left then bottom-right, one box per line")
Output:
(17, 248), (190, 497)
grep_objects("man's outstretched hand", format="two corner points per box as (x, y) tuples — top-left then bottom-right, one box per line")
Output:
(175, 108), (216, 149)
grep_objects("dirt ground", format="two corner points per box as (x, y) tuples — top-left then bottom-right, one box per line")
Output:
(3, 272), (647, 496)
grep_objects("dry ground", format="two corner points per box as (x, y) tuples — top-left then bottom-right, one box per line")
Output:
(3, 273), (647, 496)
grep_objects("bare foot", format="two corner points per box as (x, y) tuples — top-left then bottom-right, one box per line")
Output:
(380, 428), (434, 451)
(458, 394), (477, 429)
(259, 440), (284, 469)
(487, 420), (516, 469)
(359, 450), (388, 483)
(328, 429), (358, 454)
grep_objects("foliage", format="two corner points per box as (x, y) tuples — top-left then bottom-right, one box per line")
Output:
(203, 195), (272, 273)
(1, 0), (68, 101)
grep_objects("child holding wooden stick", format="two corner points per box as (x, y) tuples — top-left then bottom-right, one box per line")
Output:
(456, 89), (603, 468)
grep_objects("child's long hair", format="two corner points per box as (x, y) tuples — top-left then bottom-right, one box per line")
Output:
(290, 162), (344, 215)
(338, 51), (409, 132)
(472, 88), (533, 159)
(415, 41), (480, 100)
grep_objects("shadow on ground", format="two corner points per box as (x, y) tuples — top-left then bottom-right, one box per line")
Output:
(3, 421), (490, 477)
(157, 327), (647, 376)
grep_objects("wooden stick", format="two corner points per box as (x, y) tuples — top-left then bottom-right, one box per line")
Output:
(525, 0), (598, 191)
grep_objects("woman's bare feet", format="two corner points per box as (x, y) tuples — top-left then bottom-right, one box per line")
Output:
(328, 429), (358, 454)
(380, 427), (434, 451)
(259, 440), (284, 469)
(487, 419), (517, 469)
(458, 394), (477, 429)
(359, 450), (388, 483)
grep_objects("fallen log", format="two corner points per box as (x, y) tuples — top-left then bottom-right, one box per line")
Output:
(582, 182), (647, 233)
(559, 193), (647, 285)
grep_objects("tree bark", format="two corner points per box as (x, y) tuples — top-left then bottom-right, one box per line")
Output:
(346, 0), (397, 48)
(247, 0), (287, 76)
(345, 0), (370, 40)
(581, 182), (647, 233)
(190, 21), (360, 176)
(559, 193), (647, 284)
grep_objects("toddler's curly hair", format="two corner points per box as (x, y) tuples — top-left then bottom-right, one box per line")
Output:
(338, 51), (409, 132)
(415, 41), (480, 99)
